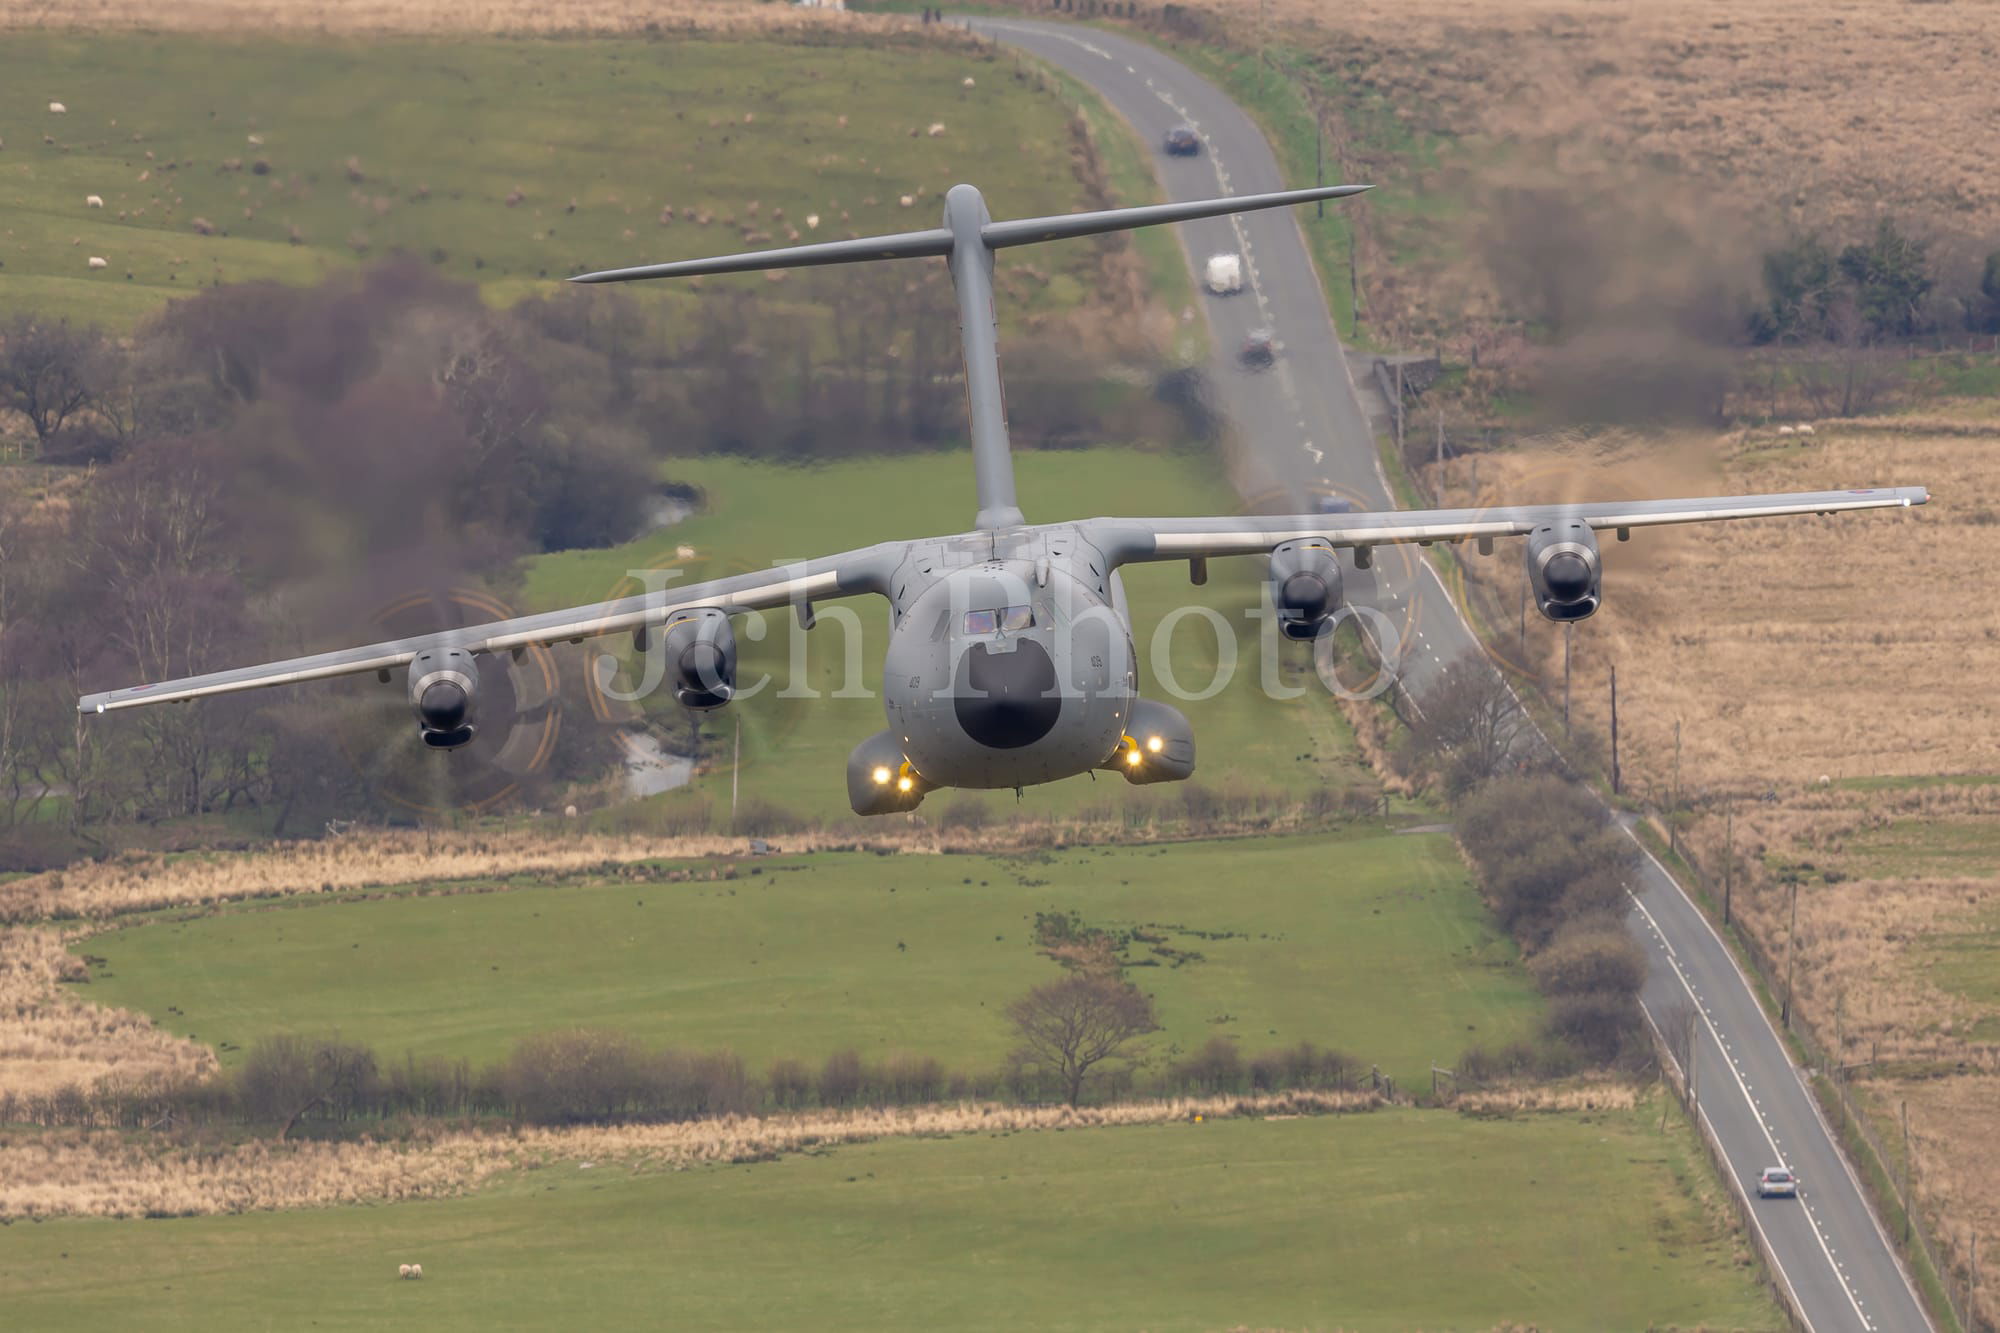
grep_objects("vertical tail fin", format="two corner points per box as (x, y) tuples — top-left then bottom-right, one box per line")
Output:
(572, 182), (1369, 531)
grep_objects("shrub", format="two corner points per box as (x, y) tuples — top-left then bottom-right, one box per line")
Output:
(1170, 1036), (1246, 1094)
(501, 1028), (646, 1124)
(1543, 991), (1643, 1065)
(819, 1049), (864, 1107)
(1529, 922), (1647, 997)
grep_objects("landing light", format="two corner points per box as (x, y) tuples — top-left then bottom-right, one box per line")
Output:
(1146, 735), (1163, 753)
(1125, 749), (1143, 767)
(871, 766), (892, 785)
(897, 775), (914, 792)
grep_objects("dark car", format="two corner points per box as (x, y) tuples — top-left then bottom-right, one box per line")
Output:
(1240, 327), (1276, 369)
(1163, 126), (1201, 157)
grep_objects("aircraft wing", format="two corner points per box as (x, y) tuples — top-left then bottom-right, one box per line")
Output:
(1087, 487), (1928, 563)
(78, 544), (898, 715)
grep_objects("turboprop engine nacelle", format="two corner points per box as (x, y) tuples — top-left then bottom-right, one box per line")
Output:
(409, 647), (478, 749)
(661, 608), (737, 710)
(1525, 519), (1601, 622)
(1269, 539), (1343, 641)
(1107, 697), (1196, 785)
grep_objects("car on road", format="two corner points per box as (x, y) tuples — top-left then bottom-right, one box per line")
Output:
(1204, 252), (1243, 295)
(1240, 327), (1276, 369)
(1756, 1166), (1799, 1198)
(1162, 125), (1201, 156)
(1315, 495), (1356, 515)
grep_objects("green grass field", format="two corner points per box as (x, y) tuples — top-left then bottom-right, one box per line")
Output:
(76, 829), (1534, 1087)
(0, 1108), (1781, 1332)
(519, 446), (1381, 823)
(0, 33), (1090, 328)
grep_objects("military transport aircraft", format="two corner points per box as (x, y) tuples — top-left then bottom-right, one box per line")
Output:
(79, 183), (1927, 814)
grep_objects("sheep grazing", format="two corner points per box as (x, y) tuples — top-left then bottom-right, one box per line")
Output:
(398, 1264), (412, 1279)
(412, 1264), (423, 1279)
(246, 133), (264, 146)
(86, 194), (103, 208)
(87, 256), (107, 269)
(504, 187), (525, 207)
(805, 213), (820, 230)
(1796, 423), (1816, 436)
(927, 122), (946, 137)
(1777, 425), (1796, 436)
(48, 101), (67, 114)
(899, 194), (914, 208)
(962, 76), (976, 88)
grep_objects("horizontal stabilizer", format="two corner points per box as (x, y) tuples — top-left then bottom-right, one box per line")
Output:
(570, 228), (953, 284)
(981, 184), (1370, 249)
(570, 184), (1370, 285)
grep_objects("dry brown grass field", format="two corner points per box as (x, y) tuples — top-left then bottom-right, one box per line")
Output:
(0, 1087), (1377, 1219)
(1020, 0), (2000, 352)
(1440, 415), (2000, 1324)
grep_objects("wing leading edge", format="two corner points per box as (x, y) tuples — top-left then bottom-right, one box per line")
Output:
(78, 545), (898, 715)
(1088, 487), (1928, 563)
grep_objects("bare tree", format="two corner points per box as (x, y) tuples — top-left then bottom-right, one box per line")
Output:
(0, 316), (104, 448)
(1411, 651), (1530, 795)
(1007, 974), (1157, 1106)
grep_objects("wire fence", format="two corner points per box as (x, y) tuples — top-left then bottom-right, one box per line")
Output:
(1671, 825), (1988, 1333)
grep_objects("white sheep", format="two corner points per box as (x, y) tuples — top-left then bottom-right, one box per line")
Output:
(805, 213), (820, 230)
(398, 1264), (412, 1279)
(1818, 774), (1832, 787)
(48, 101), (67, 114)
(927, 122), (946, 137)
(962, 76), (976, 89)
(1777, 425), (1796, 436)
(898, 194), (914, 208)
(87, 256), (107, 269)
(247, 133), (264, 146)
(86, 194), (103, 208)
(411, 1264), (423, 1279)
(1796, 423), (1816, 436)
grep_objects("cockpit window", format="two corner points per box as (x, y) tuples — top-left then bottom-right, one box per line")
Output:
(963, 605), (1034, 635)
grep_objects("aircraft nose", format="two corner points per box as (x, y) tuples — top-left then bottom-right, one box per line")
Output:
(953, 640), (1060, 750)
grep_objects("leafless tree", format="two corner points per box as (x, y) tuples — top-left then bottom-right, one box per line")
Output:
(1007, 974), (1157, 1106)
(0, 316), (105, 448)
(1411, 651), (1530, 795)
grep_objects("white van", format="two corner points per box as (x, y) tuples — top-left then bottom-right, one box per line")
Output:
(1204, 252), (1243, 295)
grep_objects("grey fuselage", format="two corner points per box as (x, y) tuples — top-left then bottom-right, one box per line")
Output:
(874, 525), (1135, 789)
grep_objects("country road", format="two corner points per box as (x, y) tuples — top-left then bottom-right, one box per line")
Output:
(972, 17), (1935, 1332)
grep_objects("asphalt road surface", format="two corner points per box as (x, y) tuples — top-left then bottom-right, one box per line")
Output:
(972, 17), (1933, 1333)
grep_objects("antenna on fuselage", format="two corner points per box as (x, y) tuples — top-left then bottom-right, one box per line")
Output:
(571, 182), (1371, 532)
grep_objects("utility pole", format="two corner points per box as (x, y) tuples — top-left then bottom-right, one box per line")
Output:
(1609, 665), (1620, 794)
(1671, 718), (1683, 858)
(1901, 1098), (1912, 1242)
(1434, 411), (1445, 502)
(1723, 805), (1734, 926)
(1686, 1006), (1699, 1118)
(1518, 585), (1526, 653)
(1347, 226), (1360, 337)
(1315, 113), (1324, 218)
(1782, 876), (1800, 1027)
(731, 712), (742, 828)
(1562, 622), (1573, 738)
